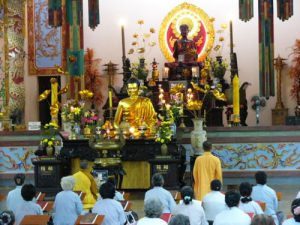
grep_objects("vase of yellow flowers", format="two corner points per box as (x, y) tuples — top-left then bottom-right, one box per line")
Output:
(39, 122), (60, 157)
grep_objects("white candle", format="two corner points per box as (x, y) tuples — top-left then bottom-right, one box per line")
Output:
(164, 67), (169, 79)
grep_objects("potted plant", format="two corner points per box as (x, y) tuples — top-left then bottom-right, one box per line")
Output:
(289, 39), (300, 116)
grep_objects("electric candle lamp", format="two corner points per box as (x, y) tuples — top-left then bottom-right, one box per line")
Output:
(108, 90), (113, 108)
(232, 74), (240, 123)
(164, 67), (169, 79)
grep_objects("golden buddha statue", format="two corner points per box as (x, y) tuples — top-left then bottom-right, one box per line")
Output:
(114, 77), (157, 136)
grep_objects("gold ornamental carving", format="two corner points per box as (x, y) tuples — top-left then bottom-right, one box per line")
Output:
(159, 2), (215, 62)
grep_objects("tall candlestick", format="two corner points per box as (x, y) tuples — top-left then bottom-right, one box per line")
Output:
(121, 25), (126, 59)
(232, 74), (240, 123)
(230, 20), (233, 54)
(108, 90), (113, 108)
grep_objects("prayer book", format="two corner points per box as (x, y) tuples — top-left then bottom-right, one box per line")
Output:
(35, 192), (45, 201)
(160, 213), (172, 223)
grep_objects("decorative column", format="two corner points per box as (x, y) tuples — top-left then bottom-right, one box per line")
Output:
(271, 55), (288, 125)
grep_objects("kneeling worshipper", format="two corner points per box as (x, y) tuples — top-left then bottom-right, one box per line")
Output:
(213, 191), (251, 225)
(251, 214), (275, 225)
(282, 198), (300, 225)
(6, 173), (26, 214)
(144, 173), (176, 213)
(137, 198), (167, 225)
(92, 182), (126, 225)
(172, 186), (207, 225)
(14, 184), (43, 225)
(239, 182), (264, 216)
(53, 176), (83, 225)
(202, 179), (227, 225)
(73, 160), (98, 209)
(169, 214), (191, 225)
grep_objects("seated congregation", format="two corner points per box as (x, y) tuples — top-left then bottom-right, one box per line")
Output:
(2, 168), (300, 225)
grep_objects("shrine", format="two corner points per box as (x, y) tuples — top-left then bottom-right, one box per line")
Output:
(0, 0), (300, 197)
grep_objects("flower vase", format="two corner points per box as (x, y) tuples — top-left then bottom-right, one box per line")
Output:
(46, 145), (55, 157)
(62, 121), (72, 134)
(191, 118), (207, 156)
(160, 143), (168, 156)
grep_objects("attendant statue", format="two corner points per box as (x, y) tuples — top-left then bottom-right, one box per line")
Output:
(173, 24), (198, 62)
(114, 77), (157, 135)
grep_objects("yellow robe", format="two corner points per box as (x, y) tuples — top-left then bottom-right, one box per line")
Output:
(193, 152), (223, 200)
(73, 170), (97, 209)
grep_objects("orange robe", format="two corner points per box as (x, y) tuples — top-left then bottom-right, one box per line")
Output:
(73, 170), (97, 209)
(193, 152), (223, 200)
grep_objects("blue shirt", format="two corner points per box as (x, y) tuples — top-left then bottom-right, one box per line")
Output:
(14, 201), (43, 225)
(251, 184), (278, 215)
(92, 198), (126, 225)
(6, 186), (24, 214)
(145, 187), (176, 213)
(53, 190), (83, 225)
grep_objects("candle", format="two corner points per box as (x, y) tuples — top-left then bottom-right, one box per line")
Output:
(232, 74), (240, 123)
(192, 67), (197, 77)
(121, 25), (126, 59)
(230, 20), (233, 54)
(164, 67), (169, 79)
(108, 90), (113, 108)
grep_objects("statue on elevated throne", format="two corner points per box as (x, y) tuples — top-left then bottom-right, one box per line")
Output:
(165, 24), (202, 81)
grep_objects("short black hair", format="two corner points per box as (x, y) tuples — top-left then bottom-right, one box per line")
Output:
(99, 182), (115, 199)
(21, 184), (36, 201)
(255, 171), (267, 185)
(239, 182), (252, 197)
(107, 177), (117, 187)
(203, 141), (212, 151)
(225, 190), (240, 208)
(211, 179), (222, 191)
(14, 173), (25, 186)
(151, 173), (164, 187)
(180, 186), (194, 205)
(291, 198), (300, 222)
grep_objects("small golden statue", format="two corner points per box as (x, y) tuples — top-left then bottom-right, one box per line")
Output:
(114, 77), (157, 137)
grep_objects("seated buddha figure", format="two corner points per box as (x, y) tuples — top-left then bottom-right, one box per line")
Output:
(173, 24), (198, 63)
(114, 77), (157, 136)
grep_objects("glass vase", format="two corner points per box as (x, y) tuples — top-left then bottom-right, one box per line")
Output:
(191, 118), (207, 156)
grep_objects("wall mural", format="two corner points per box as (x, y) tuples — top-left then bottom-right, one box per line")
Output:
(5, 0), (25, 122)
(27, 0), (66, 75)
(159, 2), (215, 62)
(0, 4), (5, 111)
(0, 146), (36, 172)
(213, 143), (300, 170)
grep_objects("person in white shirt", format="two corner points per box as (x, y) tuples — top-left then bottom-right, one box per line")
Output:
(239, 182), (264, 216)
(282, 198), (300, 225)
(14, 184), (43, 225)
(53, 176), (83, 225)
(251, 214), (275, 225)
(251, 171), (279, 225)
(213, 191), (251, 225)
(6, 173), (25, 214)
(92, 182), (126, 225)
(137, 198), (167, 225)
(202, 180), (227, 225)
(169, 214), (191, 225)
(173, 186), (207, 225)
(144, 173), (176, 213)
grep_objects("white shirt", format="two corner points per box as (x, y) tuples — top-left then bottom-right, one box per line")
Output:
(53, 190), (83, 225)
(145, 187), (176, 213)
(213, 207), (251, 225)
(283, 218), (300, 225)
(296, 191), (300, 199)
(14, 201), (43, 225)
(173, 200), (208, 225)
(92, 198), (126, 225)
(239, 199), (264, 215)
(202, 191), (227, 221)
(137, 217), (168, 225)
(251, 184), (278, 216)
(6, 186), (24, 214)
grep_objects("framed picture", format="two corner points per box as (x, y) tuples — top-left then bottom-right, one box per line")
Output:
(27, 0), (66, 75)
(92, 169), (108, 182)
